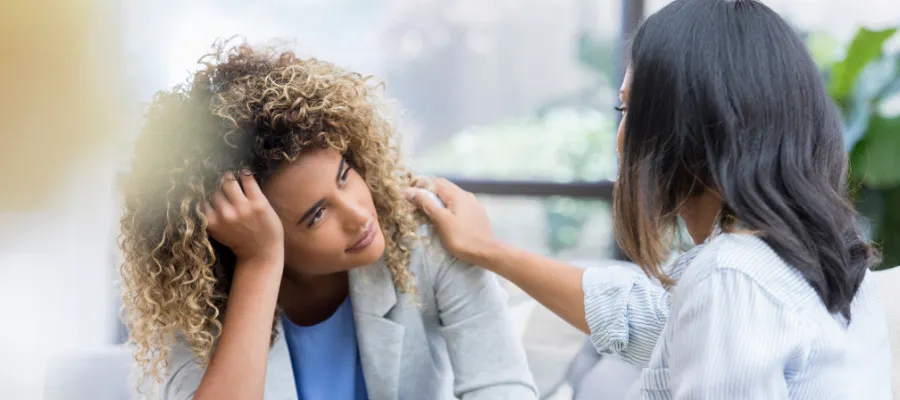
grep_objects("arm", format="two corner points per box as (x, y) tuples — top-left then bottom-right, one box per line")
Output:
(407, 180), (594, 335)
(427, 243), (538, 400)
(662, 270), (799, 399)
(473, 241), (590, 334)
(474, 242), (668, 366)
(582, 266), (668, 366)
(168, 257), (283, 400)
(406, 179), (669, 366)
(165, 172), (285, 400)
(187, 257), (283, 400)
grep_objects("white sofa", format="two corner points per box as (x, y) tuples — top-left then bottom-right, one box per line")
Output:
(44, 266), (900, 399)
(874, 266), (900, 397)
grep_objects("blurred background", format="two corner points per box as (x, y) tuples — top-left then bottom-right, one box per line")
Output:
(2, 0), (899, 398)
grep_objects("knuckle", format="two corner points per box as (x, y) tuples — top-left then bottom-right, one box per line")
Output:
(236, 207), (252, 219)
(249, 201), (268, 214)
(220, 210), (237, 222)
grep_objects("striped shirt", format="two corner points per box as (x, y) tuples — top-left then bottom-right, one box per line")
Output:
(583, 232), (892, 399)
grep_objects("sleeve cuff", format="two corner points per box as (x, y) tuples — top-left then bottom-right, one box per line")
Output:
(582, 266), (645, 355)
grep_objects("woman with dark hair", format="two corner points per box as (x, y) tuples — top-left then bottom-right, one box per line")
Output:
(407, 0), (892, 397)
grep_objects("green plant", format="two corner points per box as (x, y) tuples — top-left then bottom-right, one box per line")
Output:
(818, 27), (900, 269)
(540, 33), (619, 255)
(543, 115), (613, 254)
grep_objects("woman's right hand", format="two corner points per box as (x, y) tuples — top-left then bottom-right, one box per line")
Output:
(202, 171), (284, 265)
(194, 171), (285, 400)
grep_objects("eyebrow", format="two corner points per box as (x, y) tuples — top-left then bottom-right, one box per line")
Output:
(297, 158), (347, 225)
(335, 158), (346, 182)
(298, 199), (325, 224)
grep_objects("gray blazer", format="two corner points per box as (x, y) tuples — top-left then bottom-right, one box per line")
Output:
(162, 228), (538, 400)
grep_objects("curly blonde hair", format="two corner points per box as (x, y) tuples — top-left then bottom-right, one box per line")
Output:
(118, 41), (421, 385)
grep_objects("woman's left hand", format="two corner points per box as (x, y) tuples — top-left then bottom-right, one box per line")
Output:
(405, 177), (495, 265)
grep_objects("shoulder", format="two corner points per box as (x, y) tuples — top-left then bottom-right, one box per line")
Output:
(406, 223), (505, 297)
(675, 233), (818, 310)
(406, 223), (462, 283)
(159, 336), (205, 398)
(665, 236), (820, 356)
(165, 336), (200, 374)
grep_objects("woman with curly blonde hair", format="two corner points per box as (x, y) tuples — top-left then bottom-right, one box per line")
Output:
(118, 42), (536, 400)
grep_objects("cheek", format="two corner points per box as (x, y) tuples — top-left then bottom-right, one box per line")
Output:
(283, 226), (345, 269)
(616, 118), (625, 157)
(352, 176), (377, 209)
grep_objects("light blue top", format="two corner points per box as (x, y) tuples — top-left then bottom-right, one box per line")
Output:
(583, 232), (892, 399)
(281, 297), (368, 400)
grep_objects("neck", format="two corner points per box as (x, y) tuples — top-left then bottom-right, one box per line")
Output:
(278, 269), (349, 326)
(680, 191), (723, 245)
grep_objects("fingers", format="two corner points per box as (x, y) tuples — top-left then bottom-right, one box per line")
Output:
(238, 170), (264, 201)
(432, 177), (463, 193)
(209, 190), (235, 220)
(201, 200), (217, 227)
(221, 171), (248, 206)
(412, 176), (467, 208)
(405, 188), (451, 222)
(206, 169), (268, 225)
(410, 175), (436, 192)
(432, 177), (471, 212)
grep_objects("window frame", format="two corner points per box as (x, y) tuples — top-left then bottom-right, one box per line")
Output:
(448, 0), (644, 261)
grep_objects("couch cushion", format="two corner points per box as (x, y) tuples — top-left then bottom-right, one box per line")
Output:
(873, 266), (900, 398)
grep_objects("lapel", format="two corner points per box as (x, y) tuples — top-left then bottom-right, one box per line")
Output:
(349, 260), (406, 400)
(265, 318), (300, 399)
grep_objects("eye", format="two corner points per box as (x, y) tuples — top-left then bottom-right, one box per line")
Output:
(339, 163), (352, 186)
(614, 105), (628, 114)
(308, 207), (327, 228)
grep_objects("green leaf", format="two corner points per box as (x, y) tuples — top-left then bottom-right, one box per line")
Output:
(853, 184), (884, 235)
(873, 54), (900, 104)
(842, 89), (873, 151)
(806, 31), (841, 68)
(829, 28), (897, 100)
(850, 115), (900, 188)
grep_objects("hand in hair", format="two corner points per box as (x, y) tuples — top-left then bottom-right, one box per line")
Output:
(202, 170), (284, 265)
(192, 171), (285, 400)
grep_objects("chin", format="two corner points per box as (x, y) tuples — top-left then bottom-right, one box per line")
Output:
(355, 230), (386, 267)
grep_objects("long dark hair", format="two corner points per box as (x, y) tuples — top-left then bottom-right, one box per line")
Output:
(613, 0), (879, 319)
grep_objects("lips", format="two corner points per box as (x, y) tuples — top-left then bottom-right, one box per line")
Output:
(346, 220), (377, 253)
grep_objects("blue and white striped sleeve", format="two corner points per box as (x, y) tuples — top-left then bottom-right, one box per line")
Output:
(582, 266), (669, 367)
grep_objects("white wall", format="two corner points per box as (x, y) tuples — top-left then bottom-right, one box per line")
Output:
(0, 148), (120, 399)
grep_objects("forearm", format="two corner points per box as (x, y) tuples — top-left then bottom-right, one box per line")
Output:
(194, 256), (283, 400)
(472, 240), (589, 333)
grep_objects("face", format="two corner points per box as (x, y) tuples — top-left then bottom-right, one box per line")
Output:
(615, 68), (633, 158)
(262, 148), (385, 278)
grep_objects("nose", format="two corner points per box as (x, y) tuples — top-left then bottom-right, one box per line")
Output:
(337, 195), (370, 232)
